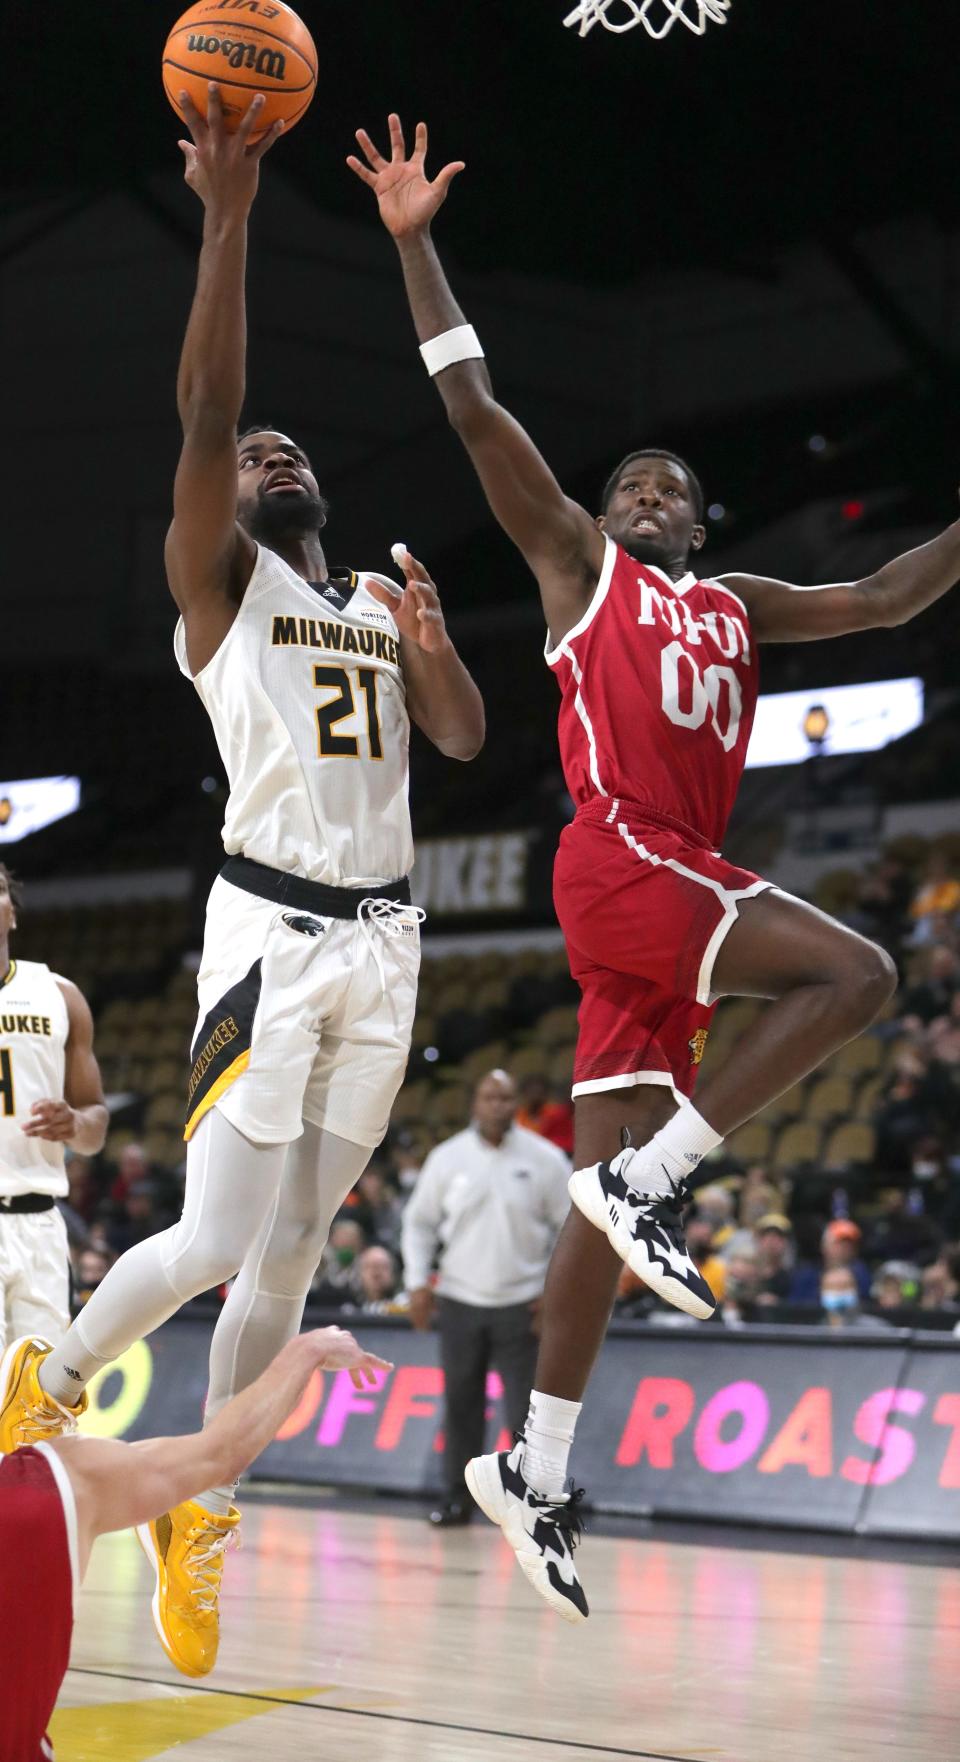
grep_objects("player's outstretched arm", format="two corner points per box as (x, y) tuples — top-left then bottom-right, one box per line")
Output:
(723, 504), (960, 643)
(348, 117), (605, 646)
(53, 1327), (391, 1571)
(166, 84), (283, 671)
(21, 980), (107, 1155)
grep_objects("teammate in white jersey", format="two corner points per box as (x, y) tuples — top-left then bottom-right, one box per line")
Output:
(0, 864), (107, 1353)
(0, 88), (484, 1678)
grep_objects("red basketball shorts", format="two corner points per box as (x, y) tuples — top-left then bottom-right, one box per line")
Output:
(553, 797), (771, 1101)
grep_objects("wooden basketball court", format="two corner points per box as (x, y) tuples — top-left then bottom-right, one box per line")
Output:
(54, 1495), (958, 1761)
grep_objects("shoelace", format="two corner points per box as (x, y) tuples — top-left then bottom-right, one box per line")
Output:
(619, 1165), (693, 1246)
(181, 1523), (238, 1615)
(19, 1397), (79, 1445)
(529, 1485), (587, 1551)
(356, 897), (426, 991)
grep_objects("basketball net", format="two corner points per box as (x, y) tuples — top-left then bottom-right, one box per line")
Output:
(563, 0), (730, 38)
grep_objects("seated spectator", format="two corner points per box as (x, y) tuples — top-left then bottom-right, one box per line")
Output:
(74, 1246), (114, 1307)
(752, 1213), (795, 1303)
(926, 991), (960, 1068)
(902, 944), (960, 1024)
(791, 1219), (871, 1302)
(864, 1185), (942, 1265)
(908, 851), (960, 945)
(871, 1260), (922, 1310)
(719, 1238), (763, 1327)
(104, 1179), (174, 1258)
(514, 1074), (574, 1155)
(349, 1244), (401, 1312)
(348, 1161), (405, 1255)
(920, 1255), (960, 1311)
(697, 1184), (736, 1252)
(873, 1050), (946, 1161)
(109, 1141), (151, 1205)
(312, 1217), (368, 1306)
(853, 855), (911, 950)
(388, 1130), (425, 1196)
(820, 1266), (891, 1329)
(64, 1154), (98, 1225)
(739, 1176), (786, 1230)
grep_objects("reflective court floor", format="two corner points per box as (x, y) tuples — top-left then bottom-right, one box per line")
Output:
(55, 1497), (960, 1761)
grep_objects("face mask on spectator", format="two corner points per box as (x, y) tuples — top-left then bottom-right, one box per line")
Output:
(821, 1290), (857, 1313)
(912, 1159), (940, 1181)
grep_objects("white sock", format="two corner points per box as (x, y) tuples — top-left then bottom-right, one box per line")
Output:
(192, 1484), (237, 1519)
(521, 1391), (582, 1499)
(648, 1099), (723, 1181)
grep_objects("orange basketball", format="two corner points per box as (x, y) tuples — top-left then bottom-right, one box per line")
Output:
(162, 1), (317, 139)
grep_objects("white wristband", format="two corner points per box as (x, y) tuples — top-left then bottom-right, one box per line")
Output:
(419, 324), (484, 378)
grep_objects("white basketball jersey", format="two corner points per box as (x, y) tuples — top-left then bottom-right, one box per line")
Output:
(175, 546), (414, 887)
(0, 961), (69, 1197)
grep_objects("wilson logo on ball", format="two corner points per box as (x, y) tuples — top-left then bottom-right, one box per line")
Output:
(186, 33), (288, 79)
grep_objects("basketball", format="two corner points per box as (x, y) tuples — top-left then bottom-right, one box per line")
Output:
(162, 1), (317, 139)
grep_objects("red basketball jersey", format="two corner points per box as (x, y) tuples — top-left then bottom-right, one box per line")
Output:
(0, 1446), (75, 1761)
(547, 537), (758, 848)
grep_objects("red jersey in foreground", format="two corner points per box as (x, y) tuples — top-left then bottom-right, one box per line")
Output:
(0, 1445), (76, 1762)
(547, 536), (758, 849)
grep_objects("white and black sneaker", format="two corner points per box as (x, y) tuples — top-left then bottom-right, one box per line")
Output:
(465, 1439), (588, 1624)
(569, 1148), (716, 1320)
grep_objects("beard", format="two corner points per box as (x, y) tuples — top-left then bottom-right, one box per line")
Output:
(245, 486), (330, 546)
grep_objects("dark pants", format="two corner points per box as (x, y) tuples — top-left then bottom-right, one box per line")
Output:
(437, 1295), (538, 1500)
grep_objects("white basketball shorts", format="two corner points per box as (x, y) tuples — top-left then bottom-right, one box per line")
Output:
(185, 875), (421, 1150)
(0, 1206), (71, 1352)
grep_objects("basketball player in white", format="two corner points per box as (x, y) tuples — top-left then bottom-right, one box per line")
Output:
(0, 87), (484, 1679)
(0, 863), (108, 1353)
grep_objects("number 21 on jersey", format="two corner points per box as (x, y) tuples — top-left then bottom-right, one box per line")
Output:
(313, 665), (384, 761)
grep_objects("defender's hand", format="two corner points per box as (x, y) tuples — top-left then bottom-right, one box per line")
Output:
(178, 84), (284, 218)
(307, 1326), (393, 1389)
(368, 549), (450, 654)
(22, 1100), (78, 1143)
(347, 115), (464, 238)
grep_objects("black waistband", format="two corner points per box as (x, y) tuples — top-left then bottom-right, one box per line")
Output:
(0, 1193), (56, 1214)
(221, 855), (412, 919)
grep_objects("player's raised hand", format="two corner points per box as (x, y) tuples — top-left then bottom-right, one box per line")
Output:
(347, 115), (464, 238)
(177, 83), (284, 218)
(367, 548), (451, 653)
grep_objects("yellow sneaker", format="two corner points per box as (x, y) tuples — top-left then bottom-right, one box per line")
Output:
(0, 1335), (87, 1453)
(137, 1501), (241, 1678)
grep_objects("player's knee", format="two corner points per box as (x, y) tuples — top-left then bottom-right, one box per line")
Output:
(162, 1229), (247, 1300)
(259, 1216), (331, 1293)
(837, 939), (897, 1022)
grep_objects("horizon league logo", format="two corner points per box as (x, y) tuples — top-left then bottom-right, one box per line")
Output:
(187, 31), (287, 80)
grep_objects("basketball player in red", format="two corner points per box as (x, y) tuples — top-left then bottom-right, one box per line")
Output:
(351, 116), (960, 1619)
(0, 1322), (388, 1761)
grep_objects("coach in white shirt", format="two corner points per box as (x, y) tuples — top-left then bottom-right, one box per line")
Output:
(402, 1068), (570, 1525)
